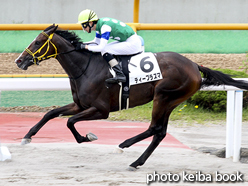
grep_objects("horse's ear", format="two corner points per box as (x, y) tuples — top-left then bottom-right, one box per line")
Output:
(53, 24), (58, 31)
(45, 24), (58, 35)
(51, 24), (58, 32)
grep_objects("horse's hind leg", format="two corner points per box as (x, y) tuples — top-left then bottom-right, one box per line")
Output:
(128, 112), (171, 169)
(126, 85), (199, 168)
(120, 91), (177, 168)
(119, 96), (174, 149)
(129, 126), (168, 169)
(118, 106), (172, 169)
(119, 128), (155, 149)
(21, 102), (81, 145)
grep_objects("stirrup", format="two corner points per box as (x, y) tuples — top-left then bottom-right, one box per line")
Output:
(105, 76), (126, 83)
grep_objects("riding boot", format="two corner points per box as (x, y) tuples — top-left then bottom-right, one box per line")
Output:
(106, 59), (126, 83)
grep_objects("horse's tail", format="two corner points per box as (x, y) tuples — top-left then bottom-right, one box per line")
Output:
(198, 65), (248, 90)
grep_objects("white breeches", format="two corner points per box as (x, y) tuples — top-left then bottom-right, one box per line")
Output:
(100, 34), (142, 56)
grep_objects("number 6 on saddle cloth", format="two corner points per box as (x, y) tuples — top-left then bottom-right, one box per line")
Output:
(115, 52), (162, 110)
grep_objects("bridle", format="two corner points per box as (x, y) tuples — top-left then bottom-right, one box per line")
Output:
(24, 30), (92, 80)
(25, 31), (58, 65)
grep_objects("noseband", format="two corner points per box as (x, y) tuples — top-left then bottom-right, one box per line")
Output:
(25, 32), (58, 65)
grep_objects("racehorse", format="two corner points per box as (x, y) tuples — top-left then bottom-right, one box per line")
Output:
(15, 24), (248, 169)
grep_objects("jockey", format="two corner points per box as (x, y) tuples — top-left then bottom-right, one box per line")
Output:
(76, 9), (142, 83)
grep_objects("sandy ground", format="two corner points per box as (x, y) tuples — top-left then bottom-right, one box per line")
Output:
(0, 122), (248, 186)
(0, 53), (247, 74)
(1, 53), (248, 185)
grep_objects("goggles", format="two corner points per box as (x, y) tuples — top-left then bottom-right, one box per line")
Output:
(81, 22), (89, 29)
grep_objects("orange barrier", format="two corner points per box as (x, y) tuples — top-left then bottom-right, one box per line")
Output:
(133, 0), (140, 23)
(134, 23), (248, 30)
(1, 23), (248, 31)
(0, 24), (81, 30)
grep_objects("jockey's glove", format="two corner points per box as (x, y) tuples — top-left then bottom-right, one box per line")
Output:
(75, 42), (86, 51)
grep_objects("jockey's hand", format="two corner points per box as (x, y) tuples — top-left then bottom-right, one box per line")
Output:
(75, 43), (86, 51)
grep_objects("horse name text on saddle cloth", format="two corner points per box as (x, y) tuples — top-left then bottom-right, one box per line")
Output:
(108, 52), (162, 85)
(129, 52), (162, 85)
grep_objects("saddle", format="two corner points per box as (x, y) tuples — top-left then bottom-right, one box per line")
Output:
(114, 52), (141, 110)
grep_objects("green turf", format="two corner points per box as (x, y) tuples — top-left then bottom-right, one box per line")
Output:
(137, 30), (248, 53)
(0, 91), (73, 107)
(1, 30), (248, 53)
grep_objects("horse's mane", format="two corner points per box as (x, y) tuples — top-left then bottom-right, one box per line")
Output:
(44, 25), (100, 55)
(43, 25), (82, 48)
(55, 29), (82, 48)
(55, 28), (101, 56)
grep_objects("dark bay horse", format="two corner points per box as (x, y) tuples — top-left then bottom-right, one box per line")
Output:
(15, 24), (248, 169)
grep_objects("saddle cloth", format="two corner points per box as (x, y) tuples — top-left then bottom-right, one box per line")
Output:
(112, 52), (162, 110)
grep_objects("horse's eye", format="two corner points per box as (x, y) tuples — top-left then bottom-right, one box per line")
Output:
(35, 41), (41, 45)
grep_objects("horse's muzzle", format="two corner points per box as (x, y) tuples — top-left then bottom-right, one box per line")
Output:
(15, 58), (34, 70)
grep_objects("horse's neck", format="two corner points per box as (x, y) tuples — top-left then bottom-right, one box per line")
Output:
(56, 52), (86, 78)
(53, 34), (107, 79)
(53, 34), (90, 78)
(57, 51), (105, 79)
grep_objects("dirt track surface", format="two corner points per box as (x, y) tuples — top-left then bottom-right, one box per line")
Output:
(0, 53), (65, 74)
(1, 120), (248, 186)
(0, 53), (247, 74)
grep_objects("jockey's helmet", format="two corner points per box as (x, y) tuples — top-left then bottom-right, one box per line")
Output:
(78, 9), (98, 24)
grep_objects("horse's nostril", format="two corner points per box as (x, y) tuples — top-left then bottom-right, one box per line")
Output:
(16, 59), (22, 63)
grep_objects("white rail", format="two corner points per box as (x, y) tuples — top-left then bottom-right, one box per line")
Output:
(0, 77), (247, 162)
(0, 78), (70, 91)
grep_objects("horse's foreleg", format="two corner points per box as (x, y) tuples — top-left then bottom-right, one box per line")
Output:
(66, 106), (108, 143)
(21, 103), (81, 145)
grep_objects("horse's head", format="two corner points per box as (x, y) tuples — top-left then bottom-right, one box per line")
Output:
(15, 24), (58, 70)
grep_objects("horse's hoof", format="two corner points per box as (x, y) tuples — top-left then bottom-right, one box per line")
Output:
(86, 132), (98, 141)
(127, 166), (137, 171)
(113, 146), (124, 154)
(21, 138), (31, 145)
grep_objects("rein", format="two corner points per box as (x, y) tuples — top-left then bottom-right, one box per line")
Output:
(25, 31), (75, 65)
